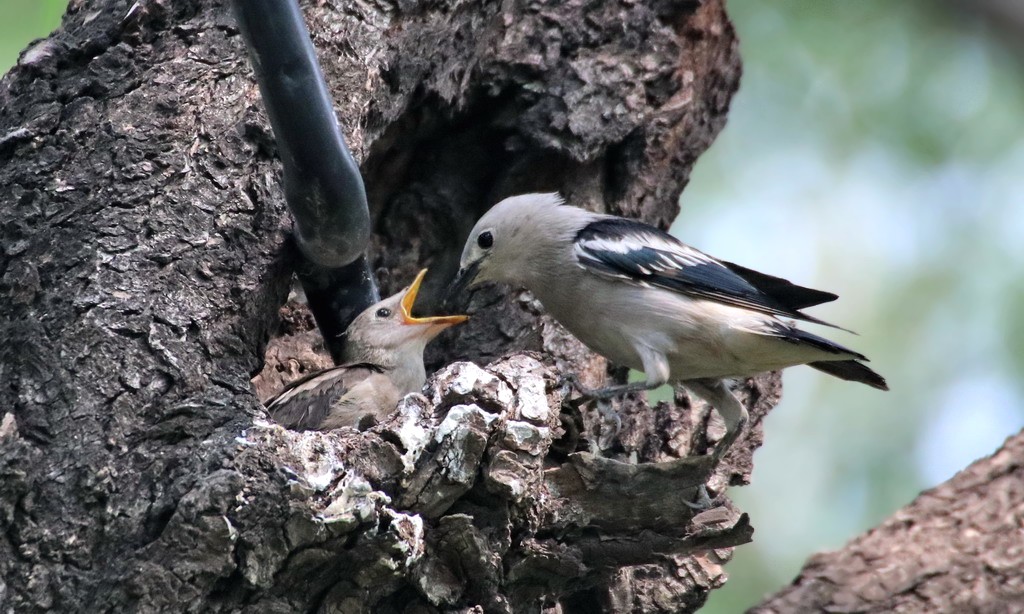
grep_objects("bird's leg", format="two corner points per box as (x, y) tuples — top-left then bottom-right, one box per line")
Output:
(564, 349), (670, 450)
(594, 397), (623, 451)
(563, 376), (660, 452)
(561, 375), (634, 450)
(569, 377), (665, 400)
(565, 375), (661, 447)
(567, 346), (670, 400)
(681, 378), (749, 510)
(684, 485), (715, 511)
(686, 378), (748, 462)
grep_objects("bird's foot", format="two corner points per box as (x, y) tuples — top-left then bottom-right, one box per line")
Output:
(560, 372), (608, 399)
(595, 398), (622, 450)
(683, 484), (719, 511)
(682, 436), (734, 511)
(562, 375), (624, 451)
(583, 398), (624, 453)
(559, 372), (587, 395)
(562, 372), (662, 401)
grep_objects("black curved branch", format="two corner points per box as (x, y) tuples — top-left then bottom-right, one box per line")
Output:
(232, 0), (379, 362)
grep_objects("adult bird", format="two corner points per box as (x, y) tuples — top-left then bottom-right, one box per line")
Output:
(267, 269), (468, 430)
(449, 193), (887, 482)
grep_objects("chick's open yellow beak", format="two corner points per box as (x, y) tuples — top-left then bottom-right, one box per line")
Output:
(400, 269), (470, 327)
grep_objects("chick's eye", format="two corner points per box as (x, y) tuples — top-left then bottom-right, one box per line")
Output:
(477, 231), (494, 249)
(375, 308), (391, 318)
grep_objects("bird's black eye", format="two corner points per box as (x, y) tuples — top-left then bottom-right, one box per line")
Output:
(375, 308), (391, 318)
(477, 231), (494, 249)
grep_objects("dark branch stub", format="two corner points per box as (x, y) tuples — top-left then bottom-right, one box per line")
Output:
(294, 252), (378, 363)
(231, 0), (378, 361)
(231, 0), (370, 268)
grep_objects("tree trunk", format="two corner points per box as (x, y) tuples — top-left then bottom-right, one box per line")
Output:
(0, 0), (756, 611)
(752, 428), (1024, 614)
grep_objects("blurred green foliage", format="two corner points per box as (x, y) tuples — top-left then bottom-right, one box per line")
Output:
(687, 0), (1024, 611)
(0, 1), (67, 75)
(2, 0), (1022, 611)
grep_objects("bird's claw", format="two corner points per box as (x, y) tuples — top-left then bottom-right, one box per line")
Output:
(560, 373), (651, 401)
(595, 398), (622, 450)
(596, 398), (623, 433)
(560, 372), (595, 397)
(683, 484), (717, 511)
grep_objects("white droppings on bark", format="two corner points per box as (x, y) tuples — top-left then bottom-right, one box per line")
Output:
(502, 420), (550, 456)
(320, 473), (385, 526)
(223, 515), (238, 543)
(384, 509), (426, 567)
(395, 394), (434, 472)
(431, 361), (514, 408)
(0, 413), (18, 439)
(434, 404), (499, 444)
(491, 355), (552, 423)
(275, 430), (352, 492)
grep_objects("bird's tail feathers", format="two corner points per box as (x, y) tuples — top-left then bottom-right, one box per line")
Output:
(764, 322), (865, 359)
(809, 360), (889, 391)
(791, 311), (856, 334)
(723, 260), (839, 310)
(763, 324), (887, 389)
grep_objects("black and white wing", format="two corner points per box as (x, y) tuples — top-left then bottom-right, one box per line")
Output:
(573, 217), (842, 327)
(266, 363), (385, 430)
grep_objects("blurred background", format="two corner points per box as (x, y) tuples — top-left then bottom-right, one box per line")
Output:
(3, 0), (1022, 611)
(684, 1), (1024, 611)
(0, 2), (66, 69)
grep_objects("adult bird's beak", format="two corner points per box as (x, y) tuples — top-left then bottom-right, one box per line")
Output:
(400, 269), (469, 329)
(444, 259), (482, 311)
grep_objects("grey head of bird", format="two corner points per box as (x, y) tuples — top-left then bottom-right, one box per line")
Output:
(344, 269), (468, 367)
(450, 192), (594, 297)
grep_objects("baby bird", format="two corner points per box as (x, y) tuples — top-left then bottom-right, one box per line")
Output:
(267, 269), (467, 430)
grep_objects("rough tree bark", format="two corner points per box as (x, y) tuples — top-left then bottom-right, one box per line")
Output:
(0, 0), (765, 611)
(753, 428), (1024, 613)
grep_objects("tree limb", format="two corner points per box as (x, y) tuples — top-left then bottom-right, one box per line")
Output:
(753, 429), (1024, 613)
